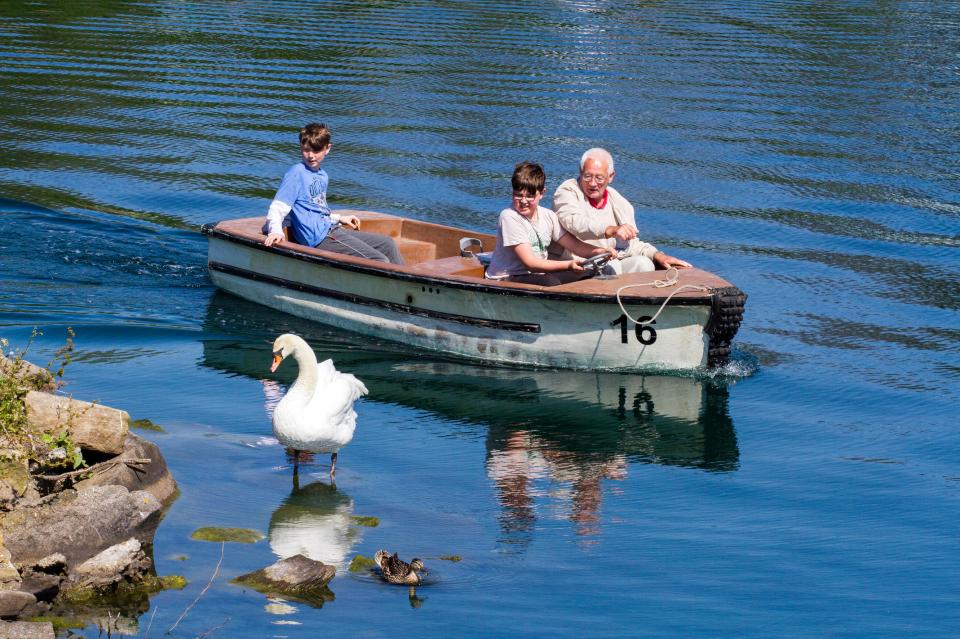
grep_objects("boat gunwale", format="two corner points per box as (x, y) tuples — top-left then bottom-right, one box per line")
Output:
(202, 220), (719, 307)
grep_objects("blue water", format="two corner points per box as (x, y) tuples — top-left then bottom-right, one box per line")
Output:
(1, 1), (958, 637)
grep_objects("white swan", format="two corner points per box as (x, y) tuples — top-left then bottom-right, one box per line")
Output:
(269, 333), (368, 477)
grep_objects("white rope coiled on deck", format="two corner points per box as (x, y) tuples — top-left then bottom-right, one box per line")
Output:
(615, 267), (710, 326)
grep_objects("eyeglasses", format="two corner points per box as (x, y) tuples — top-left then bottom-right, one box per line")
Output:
(581, 173), (609, 184)
(512, 192), (539, 202)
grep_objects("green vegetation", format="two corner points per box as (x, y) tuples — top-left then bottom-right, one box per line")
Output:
(147, 574), (188, 591)
(439, 555), (462, 562)
(0, 328), (86, 470)
(350, 515), (380, 527)
(190, 527), (264, 543)
(130, 418), (165, 432)
(348, 554), (375, 572)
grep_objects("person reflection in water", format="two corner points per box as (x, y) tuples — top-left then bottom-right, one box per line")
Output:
(486, 431), (627, 544)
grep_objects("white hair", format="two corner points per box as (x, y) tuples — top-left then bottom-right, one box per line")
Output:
(579, 148), (615, 173)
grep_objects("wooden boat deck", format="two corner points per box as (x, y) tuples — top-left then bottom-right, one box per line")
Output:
(208, 211), (736, 302)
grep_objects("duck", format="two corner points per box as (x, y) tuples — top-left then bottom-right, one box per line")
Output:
(269, 333), (368, 477)
(374, 550), (425, 586)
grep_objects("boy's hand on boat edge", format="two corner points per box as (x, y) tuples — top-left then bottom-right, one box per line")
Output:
(264, 232), (286, 247)
(340, 215), (361, 230)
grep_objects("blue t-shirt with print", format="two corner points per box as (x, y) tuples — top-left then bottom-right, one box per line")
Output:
(274, 162), (332, 247)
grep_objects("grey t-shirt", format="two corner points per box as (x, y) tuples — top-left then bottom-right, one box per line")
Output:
(485, 206), (568, 279)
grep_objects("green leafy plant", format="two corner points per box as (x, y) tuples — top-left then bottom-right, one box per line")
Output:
(40, 429), (86, 470)
(0, 328), (84, 469)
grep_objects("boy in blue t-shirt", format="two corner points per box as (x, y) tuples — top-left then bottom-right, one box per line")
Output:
(262, 123), (403, 264)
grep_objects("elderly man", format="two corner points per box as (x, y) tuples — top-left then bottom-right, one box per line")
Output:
(552, 148), (691, 273)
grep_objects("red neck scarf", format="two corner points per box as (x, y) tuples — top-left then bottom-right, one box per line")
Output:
(588, 190), (609, 209)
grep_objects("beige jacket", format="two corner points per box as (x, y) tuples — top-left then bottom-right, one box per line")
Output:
(551, 178), (658, 259)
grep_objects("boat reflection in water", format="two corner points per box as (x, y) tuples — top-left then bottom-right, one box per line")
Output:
(202, 291), (738, 545)
(388, 361), (738, 546)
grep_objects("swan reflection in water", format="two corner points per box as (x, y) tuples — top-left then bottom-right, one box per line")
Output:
(267, 474), (362, 571)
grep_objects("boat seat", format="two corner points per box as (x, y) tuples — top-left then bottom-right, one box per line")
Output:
(394, 237), (436, 264)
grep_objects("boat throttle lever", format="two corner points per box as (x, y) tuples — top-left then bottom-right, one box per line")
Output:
(580, 253), (614, 275)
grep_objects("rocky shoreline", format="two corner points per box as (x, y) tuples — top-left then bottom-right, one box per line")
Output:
(0, 356), (178, 638)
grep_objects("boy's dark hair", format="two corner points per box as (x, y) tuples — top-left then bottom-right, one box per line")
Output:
(299, 123), (331, 151)
(512, 161), (546, 195)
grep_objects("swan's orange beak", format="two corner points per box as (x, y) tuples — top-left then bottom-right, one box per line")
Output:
(270, 351), (284, 373)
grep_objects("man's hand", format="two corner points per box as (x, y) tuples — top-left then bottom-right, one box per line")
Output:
(340, 215), (361, 230)
(605, 224), (637, 242)
(264, 232), (285, 247)
(653, 251), (692, 269)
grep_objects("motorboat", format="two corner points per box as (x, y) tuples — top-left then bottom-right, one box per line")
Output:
(202, 210), (746, 371)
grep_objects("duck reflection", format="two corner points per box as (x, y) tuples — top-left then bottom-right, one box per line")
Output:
(202, 291), (739, 547)
(268, 476), (361, 570)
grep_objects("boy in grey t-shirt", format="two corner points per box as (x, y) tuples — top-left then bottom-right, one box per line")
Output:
(485, 161), (616, 286)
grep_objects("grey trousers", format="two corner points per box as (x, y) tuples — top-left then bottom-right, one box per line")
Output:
(317, 227), (404, 264)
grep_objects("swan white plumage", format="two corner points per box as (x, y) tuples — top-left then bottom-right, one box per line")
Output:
(269, 333), (368, 477)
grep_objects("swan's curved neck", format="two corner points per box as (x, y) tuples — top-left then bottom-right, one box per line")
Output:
(287, 341), (318, 400)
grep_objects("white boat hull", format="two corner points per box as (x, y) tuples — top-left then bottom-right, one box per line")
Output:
(208, 237), (713, 371)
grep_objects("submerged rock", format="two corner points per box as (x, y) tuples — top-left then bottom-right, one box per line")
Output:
(190, 527), (264, 543)
(234, 554), (335, 608)
(349, 515), (379, 527)
(348, 554), (375, 573)
(129, 418), (164, 433)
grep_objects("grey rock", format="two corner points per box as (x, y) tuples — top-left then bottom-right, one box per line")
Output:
(75, 433), (177, 505)
(18, 572), (60, 601)
(0, 461), (30, 500)
(0, 481), (15, 507)
(234, 554), (336, 608)
(0, 620), (55, 639)
(9, 599), (51, 619)
(0, 485), (161, 568)
(25, 391), (128, 455)
(71, 539), (149, 589)
(0, 589), (35, 617)
(27, 554), (65, 575)
(0, 543), (20, 589)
